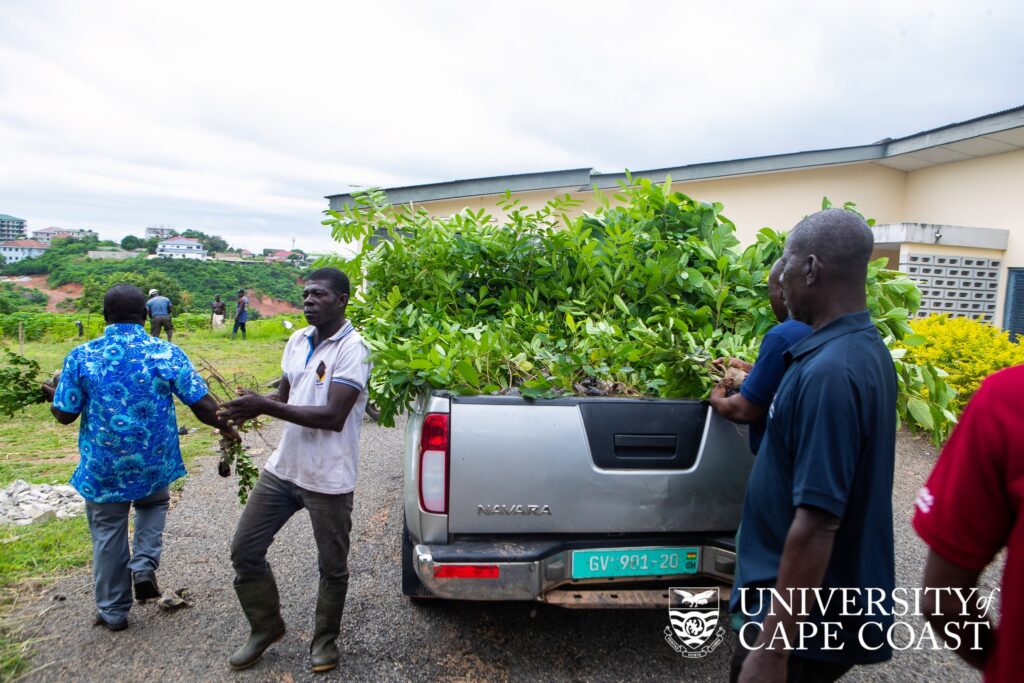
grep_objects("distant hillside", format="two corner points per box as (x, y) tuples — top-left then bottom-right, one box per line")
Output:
(0, 238), (306, 313)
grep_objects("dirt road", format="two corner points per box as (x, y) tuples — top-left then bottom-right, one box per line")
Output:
(15, 422), (996, 682)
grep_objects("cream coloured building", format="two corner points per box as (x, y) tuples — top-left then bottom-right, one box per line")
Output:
(328, 106), (1024, 337)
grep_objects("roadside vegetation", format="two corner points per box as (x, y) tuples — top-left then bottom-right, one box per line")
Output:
(902, 314), (1024, 412)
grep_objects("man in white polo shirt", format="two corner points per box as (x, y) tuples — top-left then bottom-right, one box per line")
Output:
(218, 267), (371, 674)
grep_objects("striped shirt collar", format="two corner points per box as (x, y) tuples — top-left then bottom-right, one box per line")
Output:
(302, 320), (354, 343)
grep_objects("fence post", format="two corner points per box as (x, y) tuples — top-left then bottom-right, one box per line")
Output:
(18, 321), (24, 355)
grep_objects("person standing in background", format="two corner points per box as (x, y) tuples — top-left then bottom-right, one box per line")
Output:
(232, 288), (249, 340)
(146, 289), (174, 342)
(211, 295), (227, 329)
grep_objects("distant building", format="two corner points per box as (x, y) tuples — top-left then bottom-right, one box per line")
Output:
(87, 249), (143, 261)
(212, 252), (257, 263)
(0, 215), (26, 241)
(31, 226), (98, 244)
(265, 249), (301, 263)
(145, 226), (178, 240)
(0, 239), (49, 264)
(155, 236), (208, 260)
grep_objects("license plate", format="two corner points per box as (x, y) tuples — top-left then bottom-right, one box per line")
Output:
(571, 547), (700, 580)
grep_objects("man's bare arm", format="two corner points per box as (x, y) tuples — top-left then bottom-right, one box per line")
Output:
(188, 394), (242, 441)
(219, 381), (358, 433)
(920, 550), (993, 671)
(709, 384), (768, 424)
(41, 383), (78, 425)
(266, 375), (290, 404)
(739, 506), (840, 683)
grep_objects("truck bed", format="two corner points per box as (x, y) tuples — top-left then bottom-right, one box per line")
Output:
(402, 393), (755, 604)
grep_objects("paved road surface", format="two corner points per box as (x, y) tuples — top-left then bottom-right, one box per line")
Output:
(17, 419), (996, 682)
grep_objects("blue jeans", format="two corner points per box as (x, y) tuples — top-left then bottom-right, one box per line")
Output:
(84, 487), (170, 623)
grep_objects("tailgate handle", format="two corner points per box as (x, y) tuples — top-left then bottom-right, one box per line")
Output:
(613, 434), (677, 454)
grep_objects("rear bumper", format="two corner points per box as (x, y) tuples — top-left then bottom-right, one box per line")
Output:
(413, 537), (736, 605)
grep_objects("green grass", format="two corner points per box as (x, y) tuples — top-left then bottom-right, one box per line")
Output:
(0, 326), (289, 679)
(0, 516), (92, 680)
(0, 518), (92, 594)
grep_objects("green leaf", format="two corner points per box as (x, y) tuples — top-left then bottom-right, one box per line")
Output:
(612, 295), (630, 316)
(455, 360), (480, 386)
(906, 396), (934, 429)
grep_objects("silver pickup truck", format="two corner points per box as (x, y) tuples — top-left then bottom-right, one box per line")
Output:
(401, 391), (755, 608)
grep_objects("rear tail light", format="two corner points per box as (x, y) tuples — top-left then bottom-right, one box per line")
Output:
(419, 413), (449, 513)
(433, 564), (500, 579)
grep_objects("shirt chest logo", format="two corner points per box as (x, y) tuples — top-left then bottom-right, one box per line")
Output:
(315, 360), (327, 384)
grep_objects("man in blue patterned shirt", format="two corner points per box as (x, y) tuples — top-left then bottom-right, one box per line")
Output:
(44, 284), (237, 631)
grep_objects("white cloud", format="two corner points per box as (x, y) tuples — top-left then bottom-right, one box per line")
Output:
(0, 0), (1020, 252)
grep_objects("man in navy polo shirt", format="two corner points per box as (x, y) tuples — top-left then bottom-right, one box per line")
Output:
(730, 209), (897, 683)
(710, 259), (812, 455)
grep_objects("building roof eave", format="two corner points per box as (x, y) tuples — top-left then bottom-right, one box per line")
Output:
(326, 168), (593, 210)
(324, 105), (1024, 207)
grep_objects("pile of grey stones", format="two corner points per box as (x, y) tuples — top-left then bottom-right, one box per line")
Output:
(0, 479), (85, 526)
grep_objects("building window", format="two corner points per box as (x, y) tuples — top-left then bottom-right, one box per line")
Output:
(1005, 269), (1024, 342)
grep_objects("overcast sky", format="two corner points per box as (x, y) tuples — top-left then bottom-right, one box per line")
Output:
(0, 0), (1021, 253)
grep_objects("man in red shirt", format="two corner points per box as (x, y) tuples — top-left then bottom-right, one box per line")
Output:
(913, 364), (1022, 682)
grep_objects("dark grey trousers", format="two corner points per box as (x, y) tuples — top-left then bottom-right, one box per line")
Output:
(85, 487), (170, 622)
(230, 470), (354, 588)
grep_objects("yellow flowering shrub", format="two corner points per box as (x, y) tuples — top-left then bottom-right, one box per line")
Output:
(903, 315), (1024, 413)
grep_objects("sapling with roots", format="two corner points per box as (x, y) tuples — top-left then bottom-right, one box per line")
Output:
(196, 357), (262, 504)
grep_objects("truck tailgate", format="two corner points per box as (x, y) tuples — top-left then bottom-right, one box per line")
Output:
(446, 397), (753, 534)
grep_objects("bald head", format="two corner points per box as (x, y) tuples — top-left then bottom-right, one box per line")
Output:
(786, 209), (874, 278)
(779, 209), (874, 326)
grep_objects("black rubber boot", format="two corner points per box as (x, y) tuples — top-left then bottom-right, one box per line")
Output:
(309, 584), (347, 673)
(229, 571), (287, 671)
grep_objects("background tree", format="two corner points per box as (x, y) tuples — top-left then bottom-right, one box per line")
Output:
(120, 235), (145, 250)
(81, 272), (184, 313)
(204, 235), (230, 253)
